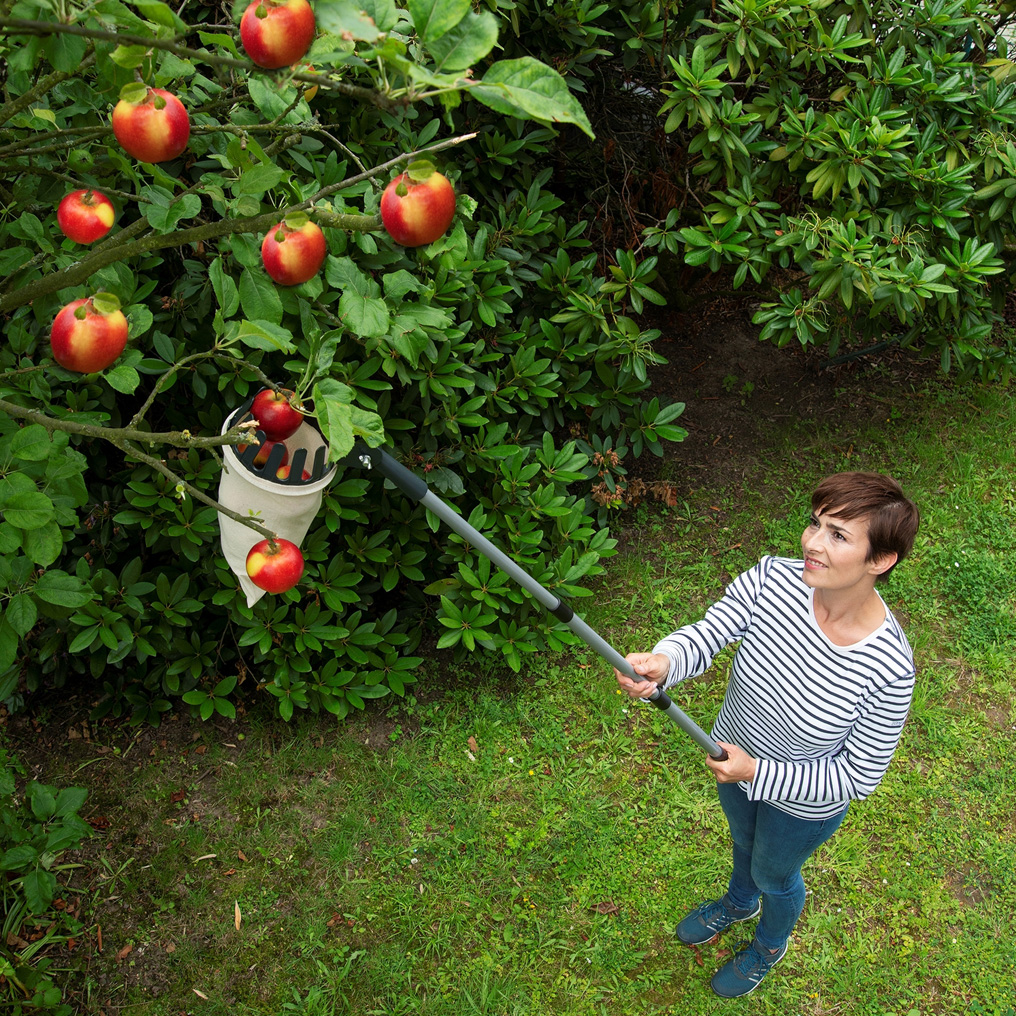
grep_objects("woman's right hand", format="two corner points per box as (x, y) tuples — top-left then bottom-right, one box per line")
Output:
(614, 652), (670, 699)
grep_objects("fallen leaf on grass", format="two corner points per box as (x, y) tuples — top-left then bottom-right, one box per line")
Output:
(467, 736), (478, 753)
(237, 850), (248, 862)
(589, 900), (619, 916)
(193, 988), (209, 1000)
(194, 854), (217, 863)
(115, 943), (132, 961)
(234, 901), (241, 931)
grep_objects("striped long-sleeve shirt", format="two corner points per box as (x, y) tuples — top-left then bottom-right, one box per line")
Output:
(653, 556), (915, 820)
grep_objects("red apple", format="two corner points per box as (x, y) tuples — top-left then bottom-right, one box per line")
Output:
(57, 189), (116, 244)
(246, 537), (304, 593)
(240, 0), (316, 69)
(50, 294), (128, 373)
(261, 215), (326, 285)
(237, 438), (290, 468)
(251, 387), (304, 440)
(275, 465), (311, 480)
(380, 162), (456, 247)
(111, 84), (190, 164)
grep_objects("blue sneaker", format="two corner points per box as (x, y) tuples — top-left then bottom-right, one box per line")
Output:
(675, 896), (762, 946)
(710, 938), (788, 998)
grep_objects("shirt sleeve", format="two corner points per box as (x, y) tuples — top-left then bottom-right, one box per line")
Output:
(745, 671), (915, 804)
(652, 557), (773, 691)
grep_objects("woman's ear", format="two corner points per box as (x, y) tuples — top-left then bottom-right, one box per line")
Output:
(870, 551), (898, 576)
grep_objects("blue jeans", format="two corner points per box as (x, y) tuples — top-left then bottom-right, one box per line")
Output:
(717, 782), (847, 951)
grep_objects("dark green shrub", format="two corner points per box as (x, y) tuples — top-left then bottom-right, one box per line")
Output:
(0, 0), (687, 722)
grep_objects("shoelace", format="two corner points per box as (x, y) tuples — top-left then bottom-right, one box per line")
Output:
(733, 941), (782, 979)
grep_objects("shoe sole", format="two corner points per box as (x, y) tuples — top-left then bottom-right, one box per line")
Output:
(710, 945), (787, 999)
(676, 901), (762, 947)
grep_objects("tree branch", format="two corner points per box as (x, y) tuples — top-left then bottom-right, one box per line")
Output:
(0, 133), (476, 313)
(0, 16), (394, 111)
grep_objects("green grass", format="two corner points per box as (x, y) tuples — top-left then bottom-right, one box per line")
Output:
(6, 376), (1016, 1015)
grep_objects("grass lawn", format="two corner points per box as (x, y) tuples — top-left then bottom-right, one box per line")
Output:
(4, 373), (1016, 1015)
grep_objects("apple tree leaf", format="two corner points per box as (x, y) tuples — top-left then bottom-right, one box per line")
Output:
(10, 425), (51, 462)
(467, 57), (594, 138)
(312, 378), (386, 461)
(233, 320), (296, 353)
(316, 0), (388, 40)
(426, 10), (498, 72)
(408, 0), (470, 43)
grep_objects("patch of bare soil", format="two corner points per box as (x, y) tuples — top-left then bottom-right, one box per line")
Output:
(637, 293), (945, 500)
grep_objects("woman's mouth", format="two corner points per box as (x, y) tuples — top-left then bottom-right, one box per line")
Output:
(804, 557), (827, 570)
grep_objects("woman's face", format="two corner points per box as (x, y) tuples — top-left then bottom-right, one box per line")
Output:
(800, 508), (888, 591)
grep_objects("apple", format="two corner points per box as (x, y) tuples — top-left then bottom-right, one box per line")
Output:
(240, 0), (316, 69)
(251, 387), (304, 440)
(111, 84), (190, 163)
(50, 293), (128, 373)
(57, 189), (116, 244)
(237, 438), (290, 468)
(275, 465), (311, 480)
(261, 214), (326, 285)
(380, 161), (456, 247)
(246, 538), (304, 593)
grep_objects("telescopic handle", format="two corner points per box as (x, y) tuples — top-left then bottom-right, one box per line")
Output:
(349, 444), (728, 760)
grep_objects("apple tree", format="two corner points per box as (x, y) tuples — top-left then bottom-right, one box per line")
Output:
(0, 0), (688, 721)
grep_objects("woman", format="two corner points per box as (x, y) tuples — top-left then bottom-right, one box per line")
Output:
(616, 472), (920, 998)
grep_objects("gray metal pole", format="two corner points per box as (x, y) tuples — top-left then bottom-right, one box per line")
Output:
(351, 445), (727, 760)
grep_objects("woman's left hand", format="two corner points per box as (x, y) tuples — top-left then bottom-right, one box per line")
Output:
(705, 741), (759, 784)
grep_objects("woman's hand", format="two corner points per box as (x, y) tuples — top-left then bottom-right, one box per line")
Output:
(705, 741), (759, 783)
(614, 652), (670, 699)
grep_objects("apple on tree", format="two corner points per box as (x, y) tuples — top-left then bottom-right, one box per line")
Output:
(261, 214), (326, 285)
(111, 84), (190, 163)
(57, 189), (116, 244)
(246, 538), (304, 593)
(380, 161), (456, 247)
(251, 387), (304, 441)
(50, 293), (128, 373)
(240, 0), (316, 69)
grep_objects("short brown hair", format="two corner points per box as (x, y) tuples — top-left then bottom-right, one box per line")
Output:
(811, 472), (919, 580)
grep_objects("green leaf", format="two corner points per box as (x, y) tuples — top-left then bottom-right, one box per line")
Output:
(0, 523), (21, 555)
(0, 618), (17, 672)
(54, 786), (88, 818)
(426, 10), (498, 72)
(21, 869), (57, 914)
(408, 0), (470, 42)
(1, 491), (54, 530)
(316, 0), (387, 40)
(468, 58), (594, 138)
(234, 163), (287, 197)
(209, 258), (241, 318)
(34, 571), (92, 608)
(240, 268), (284, 324)
(328, 257), (391, 337)
(0, 844), (39, 872)
(133, 0), (189, 31)
(312, 378), (386, 461)
(104, 364), (141, 394)
(233, 319), (296, 353)
(21, 520), (64, 566)
(10, 424), (52, 462)
(5, 594), (37, 638)
(29, 782), (56, 820)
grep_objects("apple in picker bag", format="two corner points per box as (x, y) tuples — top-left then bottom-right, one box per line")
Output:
(57, 189), (116, 244)
(111, 84), (190, 163)
(246, 538), (304, 593)
(251, 387), (304, 441)
(380, 161), (456, 247)
(261, 214), (326, 286)
(50, 293), (128, 373)
(240, 0), (316, 69)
